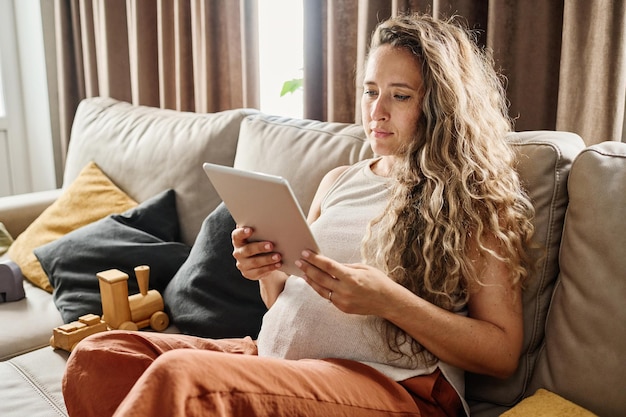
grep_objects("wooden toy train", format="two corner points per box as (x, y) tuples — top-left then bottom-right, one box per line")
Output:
(49, 313), (108, 352)
(50, 265), (169, 352)
(97, 265), (169, 332)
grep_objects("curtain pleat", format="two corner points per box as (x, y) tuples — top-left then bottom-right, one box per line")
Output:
(240, 0), (260, 109)
(78, 1), (97, 98)
(303, 0), (327, 121)
(157, 0), (194, 111)
(54, 0), (89, 160)
(191, 0), (259, 113)
(93, 0), (132, 102)
(128, 0), (159, 107)
(487, 1), (564, 132)
(557, 1), (626, 144)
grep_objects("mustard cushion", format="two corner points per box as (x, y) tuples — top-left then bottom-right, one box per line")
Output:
(501, 389), (598, 417)
(7, 162), (138, 292)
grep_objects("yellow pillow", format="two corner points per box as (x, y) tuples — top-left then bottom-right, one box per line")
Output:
(7, 162), (138, 292)
(501, 389), (598, 417)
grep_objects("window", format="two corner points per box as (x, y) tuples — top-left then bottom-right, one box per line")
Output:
(0, 4), (16, 197)
(0, 0), (55, 196)
(258, 0), (304, 118)
(0, 56), (5, 118)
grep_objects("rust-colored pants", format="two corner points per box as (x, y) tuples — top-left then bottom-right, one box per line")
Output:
(62, 331), (463, 417)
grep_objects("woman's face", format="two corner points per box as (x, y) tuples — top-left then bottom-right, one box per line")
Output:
(361, 44), (424, 160)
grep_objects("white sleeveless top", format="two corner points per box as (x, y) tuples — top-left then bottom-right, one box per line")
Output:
(256, 159), (469, 415)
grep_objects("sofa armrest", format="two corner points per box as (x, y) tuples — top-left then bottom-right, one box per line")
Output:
(0, 189), (62, 238)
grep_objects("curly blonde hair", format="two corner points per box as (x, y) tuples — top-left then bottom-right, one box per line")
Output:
(361, 13), (536, 364)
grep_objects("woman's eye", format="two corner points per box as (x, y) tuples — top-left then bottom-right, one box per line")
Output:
(364, 89), (378, 97)
(394, 94), (410, 101)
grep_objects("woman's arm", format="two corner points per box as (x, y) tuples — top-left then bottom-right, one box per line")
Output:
(297, 232), (524, 379)
(382, 238), (524, 378)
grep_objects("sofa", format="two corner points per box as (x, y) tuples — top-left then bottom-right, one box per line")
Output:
(0, 97), (624, 417)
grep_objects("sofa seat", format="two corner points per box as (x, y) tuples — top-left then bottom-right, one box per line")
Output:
(0, 254), (64, 361)
(0, 347), (69, 417)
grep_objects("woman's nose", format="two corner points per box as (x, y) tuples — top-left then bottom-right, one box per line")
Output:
(370, 97), (389, 121)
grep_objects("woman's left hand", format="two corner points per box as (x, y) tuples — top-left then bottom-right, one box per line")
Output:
(296, 250), (394, 316)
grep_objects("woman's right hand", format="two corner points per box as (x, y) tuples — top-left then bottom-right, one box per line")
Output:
(232, 226), (288, 308)
(231, 226), (283, 281)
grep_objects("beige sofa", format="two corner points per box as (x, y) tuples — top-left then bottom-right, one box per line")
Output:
(0, 97), (624, 417)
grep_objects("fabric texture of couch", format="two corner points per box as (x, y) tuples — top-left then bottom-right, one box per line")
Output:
(0, 97), (623, 417)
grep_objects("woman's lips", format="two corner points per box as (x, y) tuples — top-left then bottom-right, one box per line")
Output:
(371, 128), (392, 139)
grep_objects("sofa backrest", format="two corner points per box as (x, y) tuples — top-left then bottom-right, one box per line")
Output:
(466, 131), (585, 408)
(233, 113), (374, 215)
(64, 97), (258, 246)
(528, 141), (626, 416)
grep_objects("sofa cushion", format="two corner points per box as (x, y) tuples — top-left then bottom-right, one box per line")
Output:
(35, 189), (190, 323)
(64, 97), (258, 246)
(234, 114), (373, 214)
(0, 268), (63, 361)
(163, 203), (267, 338)
(7, 161), (138, 292)
(0, 347), (69, 417)
(466, 131), (585, 408)
(528, 142), (626, 416)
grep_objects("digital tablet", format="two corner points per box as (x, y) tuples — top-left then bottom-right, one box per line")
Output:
(203, 162), (320, 276)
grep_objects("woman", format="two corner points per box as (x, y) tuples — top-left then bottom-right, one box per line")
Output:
(63, 13), (535, 417)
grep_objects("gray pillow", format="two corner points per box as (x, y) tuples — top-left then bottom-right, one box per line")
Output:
(163, 203), (267, 338)
(35, 189), (190, 323)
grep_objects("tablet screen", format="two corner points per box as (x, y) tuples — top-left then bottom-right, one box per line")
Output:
(203, 162), (320, 276)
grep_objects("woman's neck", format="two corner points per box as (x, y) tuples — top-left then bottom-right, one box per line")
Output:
(370, 156), (398, 177)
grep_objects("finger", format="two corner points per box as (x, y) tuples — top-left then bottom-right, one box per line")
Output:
(237, 259), (282, 280)
(231, 226), (253, 247)
(300, 250), (347, 280)
(234, 250), (282, 280)
(296, 258), (338, 302)
(297, 263), (331, 301)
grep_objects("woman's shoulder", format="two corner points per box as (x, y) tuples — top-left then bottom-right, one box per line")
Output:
(307, 159), (378, 223)
(322, 158), (379, 185)
(323, 165), (351, 182)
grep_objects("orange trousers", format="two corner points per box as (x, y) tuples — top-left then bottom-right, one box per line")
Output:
(62, 331), (463, 417)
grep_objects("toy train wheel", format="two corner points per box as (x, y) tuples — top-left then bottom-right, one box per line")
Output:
(118, 321), (139, 331)
(150, 311), (169, 332)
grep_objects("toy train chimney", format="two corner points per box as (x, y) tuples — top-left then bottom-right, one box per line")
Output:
(135, 265), (149, 296)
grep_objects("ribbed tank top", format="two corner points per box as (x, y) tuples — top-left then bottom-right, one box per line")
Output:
(256, 158), (468, 415)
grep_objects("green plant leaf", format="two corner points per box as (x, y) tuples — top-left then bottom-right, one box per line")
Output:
(280, 78), (303, 96)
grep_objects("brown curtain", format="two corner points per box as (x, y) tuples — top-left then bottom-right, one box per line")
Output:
(51, 0), (625, 157)
(53, 0), (260, 162)
(303, 0), (626, 145)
